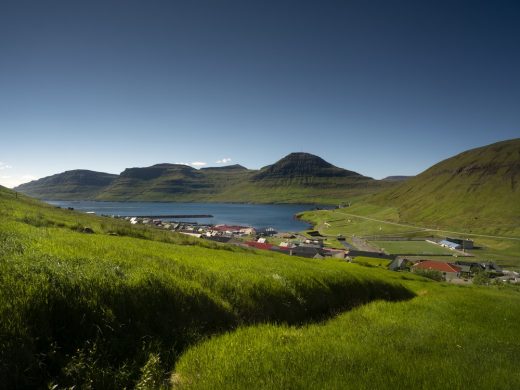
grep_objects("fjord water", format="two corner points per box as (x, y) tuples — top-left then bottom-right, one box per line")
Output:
(45, 201), (319, 231)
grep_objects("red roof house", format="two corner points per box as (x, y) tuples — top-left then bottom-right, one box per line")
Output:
(245, 241), (274, 250)
(413, 260), (461, 280)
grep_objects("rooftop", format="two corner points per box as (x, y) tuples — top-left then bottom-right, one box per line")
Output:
(414, 260), (461, 273)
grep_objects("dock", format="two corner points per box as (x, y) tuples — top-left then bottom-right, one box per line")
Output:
(130, 214), (213, 219)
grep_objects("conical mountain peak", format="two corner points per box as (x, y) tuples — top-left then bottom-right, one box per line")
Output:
(254, 152), (365, 180)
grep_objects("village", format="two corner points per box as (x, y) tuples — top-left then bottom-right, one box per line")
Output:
(116, 215), (519, 285)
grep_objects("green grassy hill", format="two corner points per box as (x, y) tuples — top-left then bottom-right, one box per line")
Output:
(0, 185), (411, 388)
(372, 138), (520, 235)
(2, 185), (520, 389)
(15, 153), (392, 204)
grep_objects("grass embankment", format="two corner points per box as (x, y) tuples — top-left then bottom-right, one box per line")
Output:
(174, 279), (520, 389)
(299, 204), (520, 268)
(0, 187), (412, 388)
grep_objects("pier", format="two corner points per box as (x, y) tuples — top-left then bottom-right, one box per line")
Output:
(130, 214), (213, 219)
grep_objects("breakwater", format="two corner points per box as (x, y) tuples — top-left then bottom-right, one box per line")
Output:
(130, 214), (213, 219)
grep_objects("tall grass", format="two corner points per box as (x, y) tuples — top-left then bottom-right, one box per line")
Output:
(174, 281), (520, 389)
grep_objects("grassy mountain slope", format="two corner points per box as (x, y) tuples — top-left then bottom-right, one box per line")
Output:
(0, 186), (411, 388)
(15, 170), (117, 200)
(254, 152), (366, 180)
(371, 138), (520, 235)
(16, 153), (391, 204)
(202, 153), (387, 204)
(97, 164), (217, 200)
(225, 152), (384, 204)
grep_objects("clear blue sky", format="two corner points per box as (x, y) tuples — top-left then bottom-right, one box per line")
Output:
(1, 0), (519, 187)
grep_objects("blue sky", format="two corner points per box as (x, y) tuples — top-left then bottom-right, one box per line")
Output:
(1, 0), (519, 187)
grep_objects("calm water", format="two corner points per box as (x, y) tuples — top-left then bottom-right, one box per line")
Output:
(45, 201), (323, 231)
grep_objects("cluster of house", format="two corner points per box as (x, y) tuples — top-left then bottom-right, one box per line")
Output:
(242, 237), (349, 259)
(121, 217), (352, 259)
(120, 216), (517, 283)
(123, 217), (258, 242)
(389, 258), (519, 283)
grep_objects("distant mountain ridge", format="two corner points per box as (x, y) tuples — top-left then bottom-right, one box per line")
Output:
(15, 170), (118, 200)
(18, 140), (518, 215)
(381, 176), (412, 182)
(15, 153), (385, 204)
(200, 164), (248, 171)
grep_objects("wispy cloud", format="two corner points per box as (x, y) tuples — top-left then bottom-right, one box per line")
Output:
(175, 161), (207, 167)
(0, 162), (12, 170)
(216, 158), (232, 164)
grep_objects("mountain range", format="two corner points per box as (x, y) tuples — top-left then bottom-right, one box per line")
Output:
(4, 145), (520, 235)
(15, 152), (389, 204)
(14, 139), (520, 234)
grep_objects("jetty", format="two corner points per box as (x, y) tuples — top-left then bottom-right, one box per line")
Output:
(129, 214), (213, 219)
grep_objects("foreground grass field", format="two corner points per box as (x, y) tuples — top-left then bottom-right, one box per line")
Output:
(0, 187), (412, 388)
(174, 280), (520, 389)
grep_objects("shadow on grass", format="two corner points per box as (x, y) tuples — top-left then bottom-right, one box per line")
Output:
(0, 252), (415, 389)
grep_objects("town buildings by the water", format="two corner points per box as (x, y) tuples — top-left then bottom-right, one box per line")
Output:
(115, 215), (517, 284)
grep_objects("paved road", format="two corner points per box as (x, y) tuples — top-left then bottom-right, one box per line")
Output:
(335, 210), (520, 241)
(351, 236), (382, 252)
(341, 241), (355, 250)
